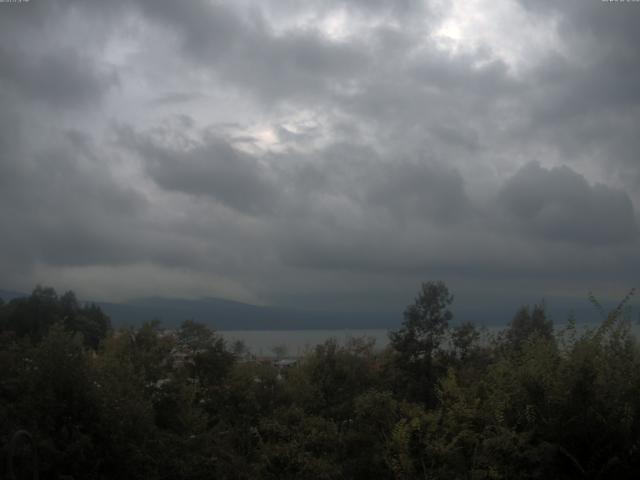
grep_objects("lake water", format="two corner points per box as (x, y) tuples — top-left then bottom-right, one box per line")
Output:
(221, 322), (640, 357)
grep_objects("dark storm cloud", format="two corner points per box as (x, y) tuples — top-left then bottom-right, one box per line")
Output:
(0, 122), (142, 270)
(226, 30), (368, 102)
(133, 0), (244, 62)
(1, 0), (639, 308)
(364, 161), (471, 225)
(0, 46), (118, 108)
(119, 121), (471, 226)
(518, 0), (640, 132)
(523, 53), (640, 140)
(518, 0), (640, 49)
(409, 51), (513, 95)
(286, 147), (473, 226)
(119, 127), (280, 215)
(104, 0), (371, 103)
(0, 116), (245, 280)
(0, 1), (119, 109)
(510, 0), (640, 187)
(499, 162), (637, 245)
(313, 36), (520, 162)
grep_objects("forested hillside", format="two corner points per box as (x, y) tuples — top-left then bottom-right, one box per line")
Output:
(2, 283), (640, 479)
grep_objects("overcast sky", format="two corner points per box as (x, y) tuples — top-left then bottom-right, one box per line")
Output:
(1, 0), (639, 318)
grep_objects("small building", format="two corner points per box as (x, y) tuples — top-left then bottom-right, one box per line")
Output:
(273, 358), (298, 369)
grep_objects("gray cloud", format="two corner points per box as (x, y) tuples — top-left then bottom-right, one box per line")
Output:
(133, 0), (245, 62)
(499, 162), (637, 245)
(0, 0), (639, 314)
(0, 46), (118, 108)
(0, 126), (143, 264)
(104, 0), (371, 105)
(120, 127), (280, 215)
(0, 117), (259, 286)
(364, 161), (471, 225)
(0, 1), (119, 109)
(508, 0), (640, 191)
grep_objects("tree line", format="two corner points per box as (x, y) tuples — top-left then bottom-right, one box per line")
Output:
(1, 283), (639, 479)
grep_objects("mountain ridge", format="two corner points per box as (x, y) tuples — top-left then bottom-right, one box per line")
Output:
(1, 288), (625, 330)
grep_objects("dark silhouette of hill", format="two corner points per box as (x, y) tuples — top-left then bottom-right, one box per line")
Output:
(0, 289), (27, 301)
(96, 296), (399, 330)
(0, 288), (626, 330)
(0, 289), (398, 329)
(90, 296), (621, 330)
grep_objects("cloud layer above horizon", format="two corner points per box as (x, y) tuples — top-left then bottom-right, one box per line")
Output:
(1, 0), (639, 315)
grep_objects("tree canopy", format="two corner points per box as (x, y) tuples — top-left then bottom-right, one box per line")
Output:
(2, 284), (640, 479)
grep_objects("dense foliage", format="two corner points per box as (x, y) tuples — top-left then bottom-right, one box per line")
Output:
(2, 284), (640, 479)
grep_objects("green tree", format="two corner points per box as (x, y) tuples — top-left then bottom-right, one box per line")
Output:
(289, 337), (378, 419)
(2, 286), (59, 342)
(451, 321), (481, 361)
(389, 281), (453, 404)
(255, 406), (343, 480)
(176, 320), (235, 389)
(505, 304), (553, 351)
(0, 287), (110, 349)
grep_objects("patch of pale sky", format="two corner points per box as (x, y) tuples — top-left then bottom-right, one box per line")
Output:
(318, 8), (351, 41)
(101, 14), (144, 68)
(259, 3), (395, 43)
(233, 108), (334, 155)
(431, 0), (565, 74)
